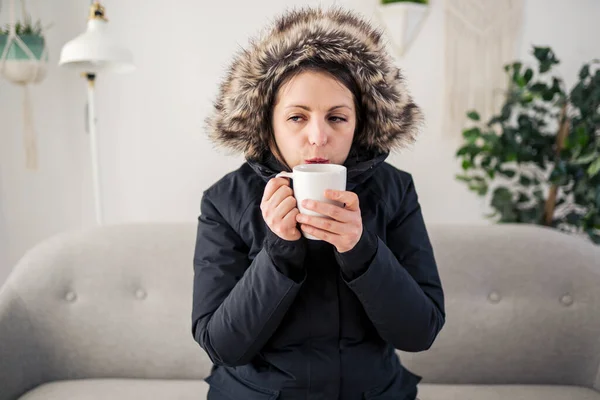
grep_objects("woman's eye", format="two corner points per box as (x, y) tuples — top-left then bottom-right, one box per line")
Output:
(330, 116), (347, 123)
(288, 116), (303, 122)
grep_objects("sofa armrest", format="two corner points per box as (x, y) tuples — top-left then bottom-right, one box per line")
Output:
(0, 283), (48, 400)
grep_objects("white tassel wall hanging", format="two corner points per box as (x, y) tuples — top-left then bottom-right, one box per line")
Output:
(444, 0), (524, 139)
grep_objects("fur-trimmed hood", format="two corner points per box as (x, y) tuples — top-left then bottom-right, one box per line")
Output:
(205, 6), (423, 161)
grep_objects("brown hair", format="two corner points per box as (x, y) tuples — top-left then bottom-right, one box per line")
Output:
(267, 60), (364, 171)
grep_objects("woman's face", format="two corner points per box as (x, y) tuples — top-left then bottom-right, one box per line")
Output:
(271, 70), (356, 169)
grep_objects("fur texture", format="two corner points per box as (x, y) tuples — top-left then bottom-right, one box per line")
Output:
(205, 6), (424, 160)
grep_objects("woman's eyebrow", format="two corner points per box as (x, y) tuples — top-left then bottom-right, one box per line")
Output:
(285, 104), (352, 111)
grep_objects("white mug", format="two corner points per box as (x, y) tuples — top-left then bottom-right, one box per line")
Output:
(276, 164), (347, 240)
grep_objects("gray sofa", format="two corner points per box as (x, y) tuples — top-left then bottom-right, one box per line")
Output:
(1, 222), (599, 400)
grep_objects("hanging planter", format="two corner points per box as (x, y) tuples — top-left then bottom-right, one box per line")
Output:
(377, 0), (430, 57)
(0, 1), (51, 170)
(0, 35), (48, 84)
(0, 14), (49, 85)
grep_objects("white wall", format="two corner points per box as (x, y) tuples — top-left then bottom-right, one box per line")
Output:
(1, 0), (599, 285)
(0, 0), (89, 285)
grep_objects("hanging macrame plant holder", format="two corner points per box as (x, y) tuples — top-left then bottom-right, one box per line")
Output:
(376, 1), (430, 57)
(0, 0), (49, 170)
(443, 0), (524, 140)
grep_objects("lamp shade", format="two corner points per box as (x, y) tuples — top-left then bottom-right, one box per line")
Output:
(59, 4), (134, 74)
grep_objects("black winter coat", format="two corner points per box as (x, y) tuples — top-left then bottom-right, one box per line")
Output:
(191, 152), (445, 400)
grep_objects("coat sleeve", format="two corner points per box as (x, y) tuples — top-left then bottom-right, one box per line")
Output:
(335, 175), (445, 352)
(191, 191), (306, 367)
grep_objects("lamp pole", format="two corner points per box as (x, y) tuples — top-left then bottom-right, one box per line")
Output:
(85, 72), (103, 225)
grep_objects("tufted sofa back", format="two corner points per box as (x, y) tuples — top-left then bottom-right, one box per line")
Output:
(1, 222), (599, 397)
(399, 224), (600, 390)
(0, 223), (212, 396)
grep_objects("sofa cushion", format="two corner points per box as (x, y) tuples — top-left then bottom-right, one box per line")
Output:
(18, 379), (209, 400)
(418, 384), (600, 400)
(19, 381), (600, 400)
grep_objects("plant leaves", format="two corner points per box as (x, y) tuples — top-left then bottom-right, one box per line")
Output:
(456, 146), (470, 157)
(536, 48), (560, 73)
(468, 180), (488, 196)
(491, 187), (518, 222)
(579, 64), (590, 80)
(500, 104), (512, 121)
(487, 116), (504, 126)
(540, 61), (554, 74)
(566, 211), (582, 225)
(524, 68), (533, 85)
(498, 169), (516, 178)
(481, 133), (500, 143)
(521, 92), (534, 104)
(462, 127), (481, 139)
(586, 187), (597, 203)
(456, 46), (598, 243)
(587, 158), (600, 177)
(512, 62), (523, 84)
(574, 150), (598, 165)
(518, 206), (543, 223)
(517, 193), (530, 203)
(533, 47), (550, 63)
(500, 208), (518, 223)
(467, 110), (480, 121)
(519, 175), (533, 186)
(478, 184), (489, 196)
(570, 82), (584, 108)
(575, 124), (589, 147)
(551, 77), (564, 96)
(543, 86), (557, 101)
(491, 187), (513, 208)
(462, 128), (481, 145)
(530, 83), (548, 94)
(588, 231), (600, 245)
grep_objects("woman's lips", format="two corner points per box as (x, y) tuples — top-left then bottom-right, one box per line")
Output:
(305, 158), (329, 164)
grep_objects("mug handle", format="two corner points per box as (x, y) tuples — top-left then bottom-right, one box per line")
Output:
(276, 172), (294, 179)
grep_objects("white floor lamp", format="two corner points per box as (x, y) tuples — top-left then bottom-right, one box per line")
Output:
(58, 1), (134, 225)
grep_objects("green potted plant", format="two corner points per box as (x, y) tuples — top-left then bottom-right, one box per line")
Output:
(455, 45), (600, 244)
(0, 13), (49, 84)
(377, 0), (430, 56)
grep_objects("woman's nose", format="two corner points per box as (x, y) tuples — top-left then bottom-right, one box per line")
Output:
(307, 119), (328, 146)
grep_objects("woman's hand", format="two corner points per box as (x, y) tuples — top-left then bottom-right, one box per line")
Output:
(296, 190), (362, 253)
(261, 177), (302, 241)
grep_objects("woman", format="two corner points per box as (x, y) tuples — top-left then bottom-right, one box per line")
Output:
(192, 6), (445, 399)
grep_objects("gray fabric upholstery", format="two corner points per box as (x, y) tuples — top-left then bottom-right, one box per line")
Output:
(18, 379), (209, 400)
(15, 381), (600, 400)
(398, 224), (600, 391)
(0, 222), (599, 400)
(0, 223), (212, 400)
